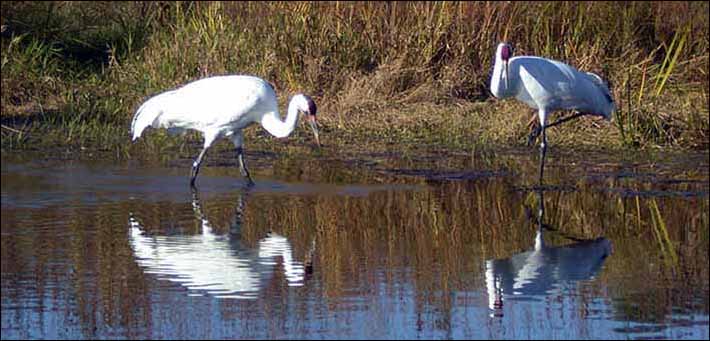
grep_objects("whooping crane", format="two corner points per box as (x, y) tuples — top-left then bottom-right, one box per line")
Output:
(131, 75), (320, 186)
(490, 42), (615, 178)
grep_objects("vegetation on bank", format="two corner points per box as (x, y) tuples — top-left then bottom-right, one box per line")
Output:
(1, 1), (708, 155)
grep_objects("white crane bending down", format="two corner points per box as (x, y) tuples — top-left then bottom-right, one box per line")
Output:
(490, 42), (615, 175)
(130, 75), (320, 186)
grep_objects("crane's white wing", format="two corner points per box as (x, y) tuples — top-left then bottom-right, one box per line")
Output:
(152, 76), (277, 134)
(518, 61), (590, 112)
(159, 81), (257, 128)
(518, 64), (550, 108)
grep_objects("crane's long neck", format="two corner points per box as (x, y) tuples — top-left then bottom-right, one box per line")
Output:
(261, 96), (302, 138)
(491, 45), (512, 98)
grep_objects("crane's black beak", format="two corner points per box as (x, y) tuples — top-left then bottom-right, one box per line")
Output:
(307, 115), (320, 147)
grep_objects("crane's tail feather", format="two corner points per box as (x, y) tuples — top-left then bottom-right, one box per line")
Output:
(130, 90), (177, 141)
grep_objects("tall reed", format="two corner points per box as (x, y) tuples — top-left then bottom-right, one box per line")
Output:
(2, 1), (708, 151)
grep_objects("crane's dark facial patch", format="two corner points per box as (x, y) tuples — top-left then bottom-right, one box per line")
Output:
(501, 44), (511, 61)
(305, 96), (317, 117)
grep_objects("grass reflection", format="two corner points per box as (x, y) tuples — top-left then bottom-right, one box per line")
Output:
(1, 154), (708, 338)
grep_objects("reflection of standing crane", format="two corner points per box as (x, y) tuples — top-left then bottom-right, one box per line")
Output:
(128, 186), (314, 299)
(490, 42), (615, 180)
(130, 75), (321, 186)
(485, 189), (613, 315)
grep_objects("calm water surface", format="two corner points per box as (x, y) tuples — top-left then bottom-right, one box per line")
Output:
(2, 148), (708, 339)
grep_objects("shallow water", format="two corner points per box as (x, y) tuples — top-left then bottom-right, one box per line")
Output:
(2, 148), (708, 339)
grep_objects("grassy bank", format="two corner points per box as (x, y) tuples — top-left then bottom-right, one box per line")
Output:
(1, 1), (708, 156)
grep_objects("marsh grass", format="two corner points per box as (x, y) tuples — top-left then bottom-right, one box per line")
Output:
(1, 1), (708, 155)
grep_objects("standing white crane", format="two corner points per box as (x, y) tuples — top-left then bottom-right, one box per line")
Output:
(131, 75), (321, 186)
(490, 42), (615, 178)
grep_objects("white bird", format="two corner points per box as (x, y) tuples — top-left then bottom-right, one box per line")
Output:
(490, 42), (615, 164)
(130, 75), (320, 186)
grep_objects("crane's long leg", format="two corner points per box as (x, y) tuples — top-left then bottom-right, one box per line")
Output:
(190, 147), (209, 187)
(528, 112), (590, 146)
(237, 148), (252, 183)
(538, 128), (546, 183)
(190, 132), (218, 187)
(528, 125), (541, 147)
(231, 133), (254, 186)
(538, 109), (548, 183)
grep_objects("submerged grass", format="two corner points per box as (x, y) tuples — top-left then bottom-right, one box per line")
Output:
(1, 1), (708, 156)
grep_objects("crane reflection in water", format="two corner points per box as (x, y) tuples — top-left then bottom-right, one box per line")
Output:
(485, 187), (613, 316)
(128, 186), (315, 299)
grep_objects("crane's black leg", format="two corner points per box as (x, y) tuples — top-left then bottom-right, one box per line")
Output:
(190, 147), (209, 187)
(190, 133), (219, 187)
(237, 147), (254, 186)
(537, 109), (549, 184)
(527, 112), (541, 147)
(528, 112), (590, 147)
(232, 133), (254, 186)
(538, 127), (547, 184)
(528, 125), (542, 147)
(546, 112), (589, 129)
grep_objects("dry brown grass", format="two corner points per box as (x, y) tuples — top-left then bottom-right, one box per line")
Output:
(1, 1), (708, 151)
